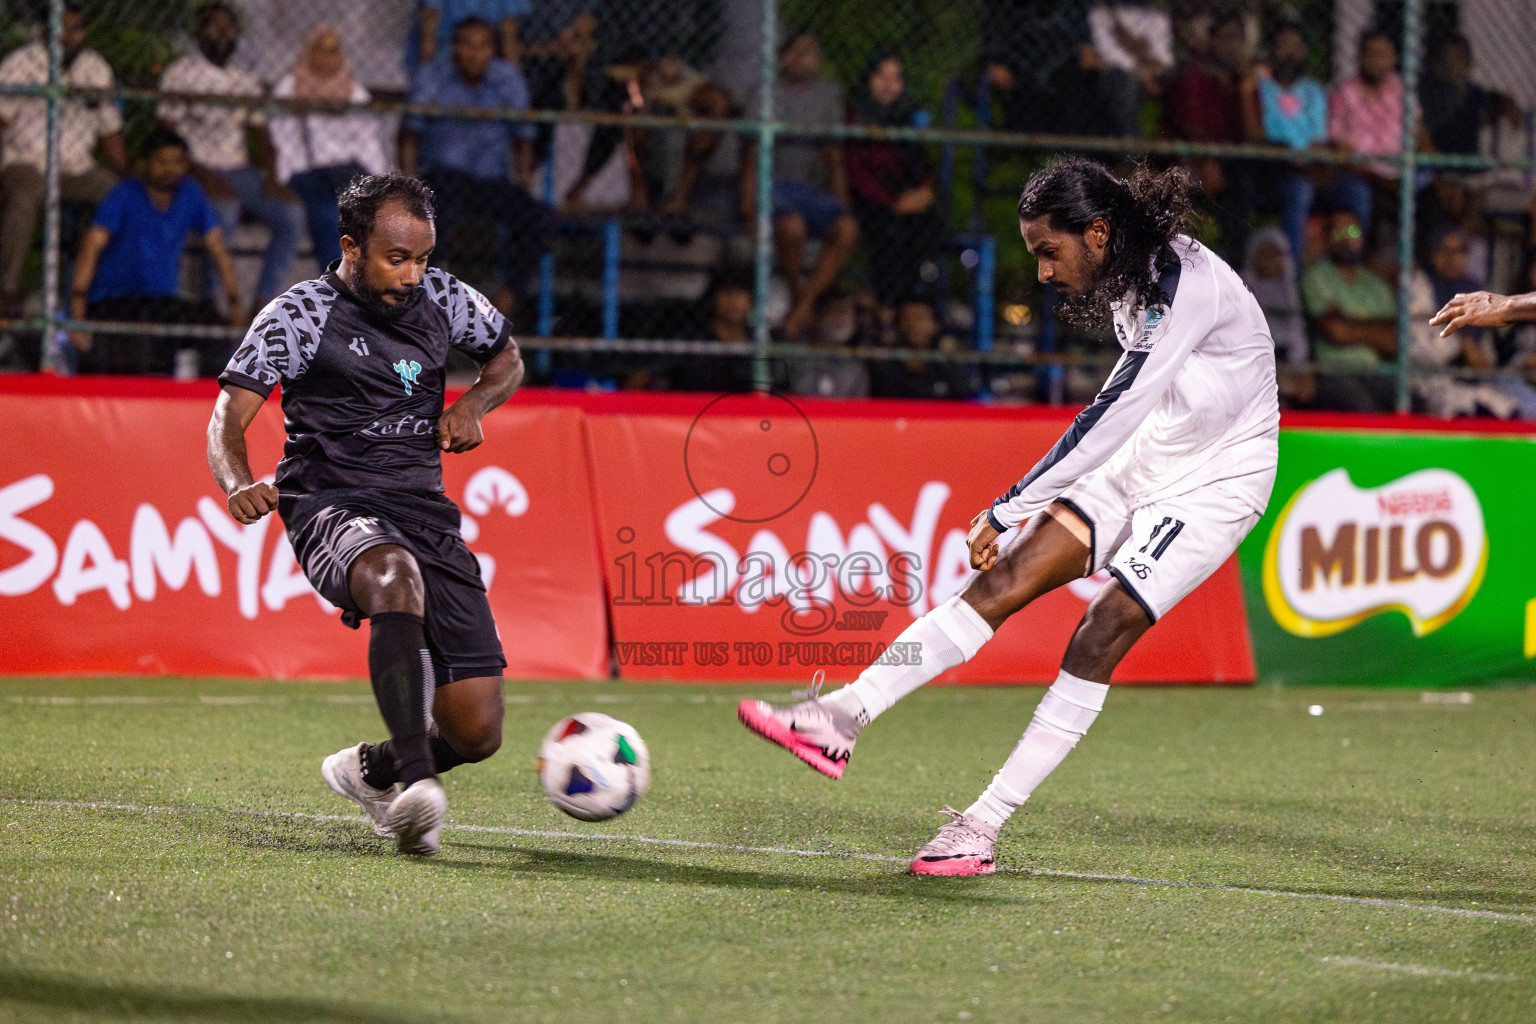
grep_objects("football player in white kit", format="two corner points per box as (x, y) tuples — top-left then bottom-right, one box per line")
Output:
(739, 156), (1280, 876)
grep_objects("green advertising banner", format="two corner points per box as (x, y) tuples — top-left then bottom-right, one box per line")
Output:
(1237, 427), (1536, 686)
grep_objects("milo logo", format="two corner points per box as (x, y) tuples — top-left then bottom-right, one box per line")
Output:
(1261, 468), (1486, 637)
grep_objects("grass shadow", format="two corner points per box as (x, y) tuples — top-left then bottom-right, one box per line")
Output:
(0, 966), (435, 1023)
(1030, 803), (1536, 912)
(437, 841), (1024, 905)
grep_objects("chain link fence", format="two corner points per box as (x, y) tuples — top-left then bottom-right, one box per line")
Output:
(0, 0), (1533, 414)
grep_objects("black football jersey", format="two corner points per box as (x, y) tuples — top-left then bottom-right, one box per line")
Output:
(219, 266), (511, 497)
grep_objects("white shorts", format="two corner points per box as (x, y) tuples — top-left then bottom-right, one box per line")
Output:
(1050, 466), (1268, 623)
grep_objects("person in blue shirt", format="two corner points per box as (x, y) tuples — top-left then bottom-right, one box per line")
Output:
(414, 0), (529, 70)
(1257, 21), (1370, 264)
(401, 16), (556, 315)
(68, 127), (242, 375)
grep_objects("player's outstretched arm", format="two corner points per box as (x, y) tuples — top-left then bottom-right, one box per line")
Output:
(1429, 290), (1536, 337)
(438, 341), (524, 453)
(207, 384), (278, 524)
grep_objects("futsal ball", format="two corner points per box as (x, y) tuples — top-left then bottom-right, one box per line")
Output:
(537, 712), (651, 821)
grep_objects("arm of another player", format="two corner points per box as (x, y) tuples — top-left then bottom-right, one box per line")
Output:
(439, 340), (524, 453)
(207, 384), (278, 524)
(1430, 290), (1536, 337)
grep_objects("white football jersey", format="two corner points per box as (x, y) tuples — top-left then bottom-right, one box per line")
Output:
(989, 236), (1279, 532)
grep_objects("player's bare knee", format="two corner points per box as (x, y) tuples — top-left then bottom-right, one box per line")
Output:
(830, 215), (859, 244)
(1082, 584), (1151, 647)
(349, 545), (424, 616)
(442, 721), (502, 762)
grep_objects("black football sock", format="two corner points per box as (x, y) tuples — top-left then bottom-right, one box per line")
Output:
(429, 731), (471, 774)
(367, 612), (435, 787)
(361, 730), (469, 790)
(358, 741), (399, 790)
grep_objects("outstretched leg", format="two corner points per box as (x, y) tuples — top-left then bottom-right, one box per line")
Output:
(909, 582), (1150, 876)
(738, 505), (1089, 778)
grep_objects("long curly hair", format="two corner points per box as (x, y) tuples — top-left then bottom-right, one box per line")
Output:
(1016, 157), (1196, 329)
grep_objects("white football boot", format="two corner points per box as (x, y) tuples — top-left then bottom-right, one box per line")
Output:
(387, 778), (447, 856)
(321, 743), (397, 837)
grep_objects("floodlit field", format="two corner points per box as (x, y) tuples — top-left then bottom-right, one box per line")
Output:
(0, 677), (1531, 1023)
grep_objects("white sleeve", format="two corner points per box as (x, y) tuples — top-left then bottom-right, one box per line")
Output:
(156, 59), (189, 126)
(82, 55), (121, 136)
(987, 255), (1220, 531)
(0, 48), (31, 124)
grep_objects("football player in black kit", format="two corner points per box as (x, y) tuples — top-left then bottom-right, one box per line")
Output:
(207, 173), (522, 855)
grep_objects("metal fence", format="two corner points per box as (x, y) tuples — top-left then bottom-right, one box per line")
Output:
(0, 0), (1534, 413)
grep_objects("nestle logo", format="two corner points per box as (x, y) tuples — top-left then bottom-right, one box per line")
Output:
(1376, 489), (1453, 517)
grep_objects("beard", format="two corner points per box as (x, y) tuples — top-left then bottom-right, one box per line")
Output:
(199, 39), (237, 66)
(1049, 252), (1113, 330)
(1272, 59), (1305, 84)
(1331, 248), (1364, 267)
(346, 265), (421, 321)
(1051, 283), (1118, 330)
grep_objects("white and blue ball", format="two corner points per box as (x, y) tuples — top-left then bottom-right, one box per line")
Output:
(537, 712), (651, 821)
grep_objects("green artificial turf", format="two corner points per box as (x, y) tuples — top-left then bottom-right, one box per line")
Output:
(0, 677), (1531, 1023)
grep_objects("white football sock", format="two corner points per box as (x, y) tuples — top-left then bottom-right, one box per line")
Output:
(823, 596), (994, 727)
(965, 670), (1110, 829)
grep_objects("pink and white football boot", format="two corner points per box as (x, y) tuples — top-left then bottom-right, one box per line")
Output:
(737, 675), (859, 780)
(908, 806), (999, 876)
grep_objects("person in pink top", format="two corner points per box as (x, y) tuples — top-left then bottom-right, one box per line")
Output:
(1326, 28), (1426, 241)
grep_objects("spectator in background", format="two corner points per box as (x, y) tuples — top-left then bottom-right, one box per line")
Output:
(401, 16), (556, 314)
(416, 0), (526, 68)
(1241, 227), (1314, 408)
(1241, 227), (1307, 366)
(981, 0), (1164, 140)
(605, 54), (737, 220)
(270, 25), (390, 269)
(845, 52), (945, 307)
(1161, 11), (1260, 262)
(1408, 225), (1521, 418)
(1168, 0), (1213, 70)
(1473, 93), (1536, 246)
(67, 128), (237, 375)
(869, 298), (975, 400)
(1327, 28), (1414, 242)
(1419, 34), (1492, 158)
(743, 32), (858, 340)
(670, 269), (756, 392)
(789, 286), (870, 398)
(159, 1), (303, 316)
(1416, 175), (1490, 284)
(1255, 21), (1336, 264)
(1300, 208), (1397, 411)
(0, 2), (126, 322)
(520, 1), (596, 112)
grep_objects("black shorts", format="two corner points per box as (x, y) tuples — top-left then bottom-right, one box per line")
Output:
(281, 488), (506, 683)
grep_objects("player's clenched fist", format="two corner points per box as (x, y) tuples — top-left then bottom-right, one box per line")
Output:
(437, 402), (484, 453)
(967, 509), (1001, 571)
(228, 481), (278, 524)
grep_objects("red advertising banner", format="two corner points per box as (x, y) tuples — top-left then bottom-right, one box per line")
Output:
(584, 391), (1254, 684)
(0, 386), (607, 679)
(1, 382), (1254, 683)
